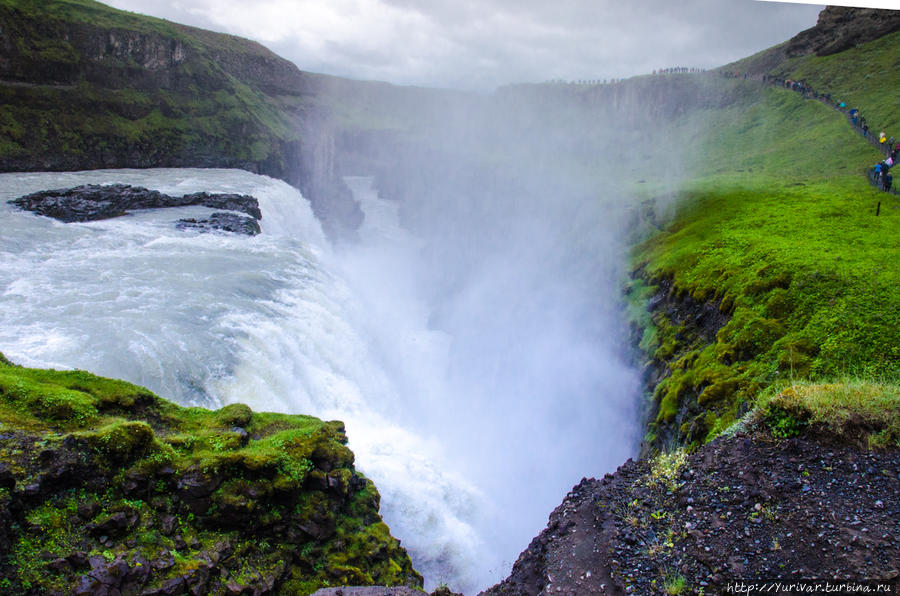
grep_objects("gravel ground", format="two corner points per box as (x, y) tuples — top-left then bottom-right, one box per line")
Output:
(483, 426), (900, 595)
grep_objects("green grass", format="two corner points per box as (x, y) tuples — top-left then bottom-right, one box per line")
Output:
(6, 0), (187, 37)
(756, 379), (900, 449)
(772, 30), (900, 135)
(631, 61), (900, 449)
(663, 573), (687, 595)
(646, 449), (688, 493)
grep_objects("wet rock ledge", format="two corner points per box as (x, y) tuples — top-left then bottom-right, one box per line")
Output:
(9, 184), (262, 235)
(0, 352), (421, 595)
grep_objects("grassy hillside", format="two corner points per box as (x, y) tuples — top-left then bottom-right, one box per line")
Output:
(773, 30), (900, 134)
(9, 0), (181, 31)
(726, 28), (900, 139)
(630, 68), (899, 449)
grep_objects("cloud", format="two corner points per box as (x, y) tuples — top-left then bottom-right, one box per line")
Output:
(105, 0), (824, 89)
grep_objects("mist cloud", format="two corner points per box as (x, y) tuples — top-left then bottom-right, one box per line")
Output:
(105, 0), (823, 89)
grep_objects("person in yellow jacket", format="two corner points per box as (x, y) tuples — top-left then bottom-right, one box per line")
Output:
(880, 131), (887, 144)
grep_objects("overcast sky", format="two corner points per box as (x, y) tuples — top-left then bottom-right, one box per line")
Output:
(104, 0), (828, 90)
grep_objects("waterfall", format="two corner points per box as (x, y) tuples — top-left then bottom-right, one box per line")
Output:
(0, 167), (641, 593)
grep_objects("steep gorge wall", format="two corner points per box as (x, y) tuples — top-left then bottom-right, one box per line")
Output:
(628, 273), (734, 454)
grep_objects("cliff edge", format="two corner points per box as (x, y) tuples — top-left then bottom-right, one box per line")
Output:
(0, 353), (421, 595)
(483, 400), (900, 595)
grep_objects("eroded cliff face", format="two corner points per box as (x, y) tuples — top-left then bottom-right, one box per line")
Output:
(629, 274), (733, 456)
(786, 6), (900, 58)
(0, 0), (360, 237)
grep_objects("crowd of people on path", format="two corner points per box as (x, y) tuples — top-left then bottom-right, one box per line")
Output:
(725, 71), (897, 195)
(543, 78), (627, 86)
(543, 67), (706, 86)
(652, 67), (705, 75)
(864, 123), (896, 192)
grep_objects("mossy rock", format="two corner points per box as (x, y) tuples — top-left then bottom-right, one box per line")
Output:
(83, 420), (157, 464)
(717, 310), (785, 363)
(216, 402), (253, 427)
(0, 356), (422, 594)
(764, 288), (796, 319)
(698, 377), (741, 406)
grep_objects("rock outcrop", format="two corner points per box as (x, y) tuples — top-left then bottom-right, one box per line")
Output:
(786, 6), (900, 58)
(629, 273), (734, 455)
(0, 353), (421, 594)
(10, 184), (263, 234)
(10, 184), (261, 222)
(176, 212), (262, 236)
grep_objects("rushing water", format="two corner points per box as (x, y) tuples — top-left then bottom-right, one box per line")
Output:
(0, 168), (640, 592)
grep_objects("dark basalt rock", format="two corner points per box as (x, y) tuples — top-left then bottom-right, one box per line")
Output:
(176, 212), (262, 236)
(484, 431), (900, 596)
(786, 7), (900, 58)
(181, 192), (262, 220)
(9, 184), (261, 225)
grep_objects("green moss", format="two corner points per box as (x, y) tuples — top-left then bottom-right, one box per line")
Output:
(82, 420), (157, 464)
(655, 375), (688, 423)
(0, 356), (422, 593)
(717, 310), (785, 363)
(0, 367), (99, 427)
(698, 376), (740, 407)
(757, 380), (900, 448)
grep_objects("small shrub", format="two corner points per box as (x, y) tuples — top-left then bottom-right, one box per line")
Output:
(647, 449), (688, 492)
(765, 404), (807, 438)
(663, 573), (687, 595)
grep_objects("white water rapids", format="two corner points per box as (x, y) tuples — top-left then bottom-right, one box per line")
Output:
(0, 168), (640, 593)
